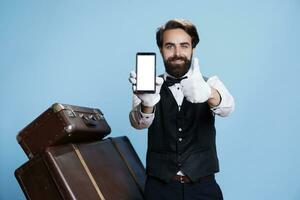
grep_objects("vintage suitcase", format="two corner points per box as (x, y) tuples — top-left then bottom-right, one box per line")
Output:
(15, 136), (146, 200)
(17, 103), (111, 158)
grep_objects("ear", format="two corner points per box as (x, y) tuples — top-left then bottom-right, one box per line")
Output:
(159, 48), (163, 55)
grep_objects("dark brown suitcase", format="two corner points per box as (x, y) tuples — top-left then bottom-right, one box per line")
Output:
(15, 136), (146, 200)
(17, 103), (111, 158)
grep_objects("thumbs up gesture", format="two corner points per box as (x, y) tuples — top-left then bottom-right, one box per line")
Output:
(181, 58), (212, 103)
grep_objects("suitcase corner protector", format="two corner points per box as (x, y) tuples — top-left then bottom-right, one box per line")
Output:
(51, 103), (65, 113)
(16, 134), (22, 142)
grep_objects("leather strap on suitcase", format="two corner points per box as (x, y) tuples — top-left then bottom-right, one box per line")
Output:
(72, 144), (105, 200)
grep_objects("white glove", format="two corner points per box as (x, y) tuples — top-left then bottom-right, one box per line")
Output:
(129, 71), (164, 107)
(181, 58), (212, 103)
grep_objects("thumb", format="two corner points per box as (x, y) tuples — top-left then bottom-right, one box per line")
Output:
(191, 57), (201, 75)
(156, 77), (164, 86)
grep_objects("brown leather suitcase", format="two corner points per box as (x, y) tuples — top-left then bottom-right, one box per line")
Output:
(17, 103), (111, 158)
(15, 136), (145, 200)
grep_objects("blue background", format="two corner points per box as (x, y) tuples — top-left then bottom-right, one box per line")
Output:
(1, 0), (299, 199)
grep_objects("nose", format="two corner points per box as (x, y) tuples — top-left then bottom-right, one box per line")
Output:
(174, 46), (181, 57)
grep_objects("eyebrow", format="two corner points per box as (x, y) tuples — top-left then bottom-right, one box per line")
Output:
(164, 42), (175, 46)
(164, 42), (191, 46)
(180, 42), (190, 46)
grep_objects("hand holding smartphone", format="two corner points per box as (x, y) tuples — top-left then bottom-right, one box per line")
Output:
(135, 52), (156, 93)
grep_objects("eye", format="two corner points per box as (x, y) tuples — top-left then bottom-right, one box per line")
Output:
(181, 44), (189, 48)
(165, 44), (173, 49)
(164, 43), (174, 50)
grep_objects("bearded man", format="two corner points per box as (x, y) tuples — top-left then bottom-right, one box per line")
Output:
(129, 19), (235, 200)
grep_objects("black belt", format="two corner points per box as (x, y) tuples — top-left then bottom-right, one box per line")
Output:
(171, 175), (214, 184)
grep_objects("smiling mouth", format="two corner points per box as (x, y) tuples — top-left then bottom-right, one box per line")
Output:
(171, 59), (184, 64)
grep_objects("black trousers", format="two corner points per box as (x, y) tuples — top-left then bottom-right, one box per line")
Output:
(144, 175), (223, 200)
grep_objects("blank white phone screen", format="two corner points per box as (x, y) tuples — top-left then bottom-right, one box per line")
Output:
(136, 55), (155, 91)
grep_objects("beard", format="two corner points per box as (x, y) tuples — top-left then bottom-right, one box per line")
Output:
(163, 54), (192, 78)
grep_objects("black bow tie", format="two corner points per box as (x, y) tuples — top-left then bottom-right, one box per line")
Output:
(165, 76), (187, 87)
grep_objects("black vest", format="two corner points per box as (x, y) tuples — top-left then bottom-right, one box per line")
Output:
(146, 82), (219, 182)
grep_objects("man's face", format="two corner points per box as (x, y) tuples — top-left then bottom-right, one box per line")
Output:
(160, 28), (193, 78)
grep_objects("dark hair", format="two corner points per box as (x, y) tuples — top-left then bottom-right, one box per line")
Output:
(156, 19), (200, 49)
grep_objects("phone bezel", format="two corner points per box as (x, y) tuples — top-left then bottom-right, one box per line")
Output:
(135, 52), (156, 94)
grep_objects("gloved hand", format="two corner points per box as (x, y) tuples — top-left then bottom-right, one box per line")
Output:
(181, 58), (212, 103)
(129, 71), (164, 107)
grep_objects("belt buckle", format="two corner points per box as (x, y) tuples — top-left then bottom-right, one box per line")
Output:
(180, 176), (184, 184)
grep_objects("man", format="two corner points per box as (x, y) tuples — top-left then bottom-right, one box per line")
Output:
(129, 19), (234, 200)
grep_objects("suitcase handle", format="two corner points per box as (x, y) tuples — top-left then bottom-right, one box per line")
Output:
(82, 115), (98, 127)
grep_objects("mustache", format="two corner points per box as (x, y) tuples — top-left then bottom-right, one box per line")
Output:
(167, 56), (189, 62)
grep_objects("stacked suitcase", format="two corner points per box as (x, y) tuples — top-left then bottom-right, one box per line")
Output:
(15, 103), (146, 200)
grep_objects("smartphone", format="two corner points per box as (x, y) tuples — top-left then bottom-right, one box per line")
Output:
(136, 52), (156, 93)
